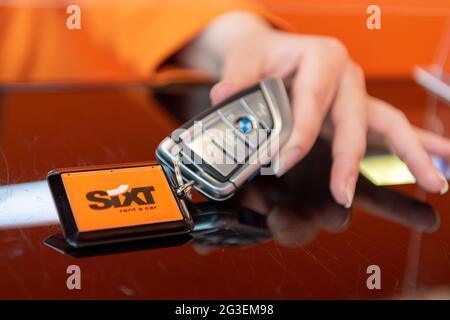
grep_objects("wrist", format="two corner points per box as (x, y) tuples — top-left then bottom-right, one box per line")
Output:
(176, 11), (273, 76)
(204, 11), (272, 62)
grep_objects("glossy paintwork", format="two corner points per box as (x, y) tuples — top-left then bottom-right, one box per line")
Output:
(0, 80), (449, 299)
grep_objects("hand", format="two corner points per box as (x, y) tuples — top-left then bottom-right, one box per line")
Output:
(178, 12), (450, 207)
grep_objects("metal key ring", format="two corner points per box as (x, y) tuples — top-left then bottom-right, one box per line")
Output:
(173, 157), (194, 200)
(176, 180), (195, 197)
(173, 157), (185, 187)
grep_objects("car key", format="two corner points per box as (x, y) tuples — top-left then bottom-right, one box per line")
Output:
(156, 78), (292, 201)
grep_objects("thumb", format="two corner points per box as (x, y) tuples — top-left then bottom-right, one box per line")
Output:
(210, 81), (244, 105)
(210, 45), (265, 105)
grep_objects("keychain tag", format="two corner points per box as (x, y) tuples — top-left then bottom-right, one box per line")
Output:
(47, 162), (194, 248)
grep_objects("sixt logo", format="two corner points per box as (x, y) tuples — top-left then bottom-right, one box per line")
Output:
(86, 184), (155, 210)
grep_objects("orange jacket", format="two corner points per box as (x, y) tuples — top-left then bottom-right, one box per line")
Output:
(0, 0), (289, 84)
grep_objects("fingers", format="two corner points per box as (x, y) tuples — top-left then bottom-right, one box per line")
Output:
(329, 63), (367, 207)
(267, 206), (317, 247)
(267, 203), (350, 247)
(368, 97), (448, 194)
(415, 127), (450, 159)
(276, 37), (349, 176)
(210, 41), (265, 105)
(354, 179), (440, 233)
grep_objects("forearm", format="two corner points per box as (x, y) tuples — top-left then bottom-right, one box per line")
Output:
(175, 11), (272, 77)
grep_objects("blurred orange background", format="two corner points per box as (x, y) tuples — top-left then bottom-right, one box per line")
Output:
(258, 0), (450, 78)
(1, 0), (449, 83)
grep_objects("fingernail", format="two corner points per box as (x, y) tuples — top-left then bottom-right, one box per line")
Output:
(210, 81), (232, 104)
(275, 148), (301, 177)
(438, 172), (449, 195)
(344, 183), (354, 209)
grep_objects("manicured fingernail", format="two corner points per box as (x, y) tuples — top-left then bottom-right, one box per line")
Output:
(438, 172), (449, 195)
(344, 183), (354, 209)
(275, 148), (301, 177)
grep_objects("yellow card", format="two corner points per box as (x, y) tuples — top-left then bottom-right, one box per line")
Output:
(359, 154), (416, 186)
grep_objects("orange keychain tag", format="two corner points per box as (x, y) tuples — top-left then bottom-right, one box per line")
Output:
(47, 162), (193, 248)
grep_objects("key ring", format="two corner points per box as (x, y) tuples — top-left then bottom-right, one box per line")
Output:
(173, 157), (194, 200)
(176, 180), (195, 198)
(173, 158), (185, 187)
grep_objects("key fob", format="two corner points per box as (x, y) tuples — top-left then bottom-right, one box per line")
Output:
(156, 78), (292, 201)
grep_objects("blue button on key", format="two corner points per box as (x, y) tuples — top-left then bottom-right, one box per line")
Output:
(235, 117), (254, 134)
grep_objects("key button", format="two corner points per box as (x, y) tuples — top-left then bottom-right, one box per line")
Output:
(183, 134), (237, 177)
(220, 101), (242, 123)
(235, 116), (256, 134)
(204, 121), (249, 163)
(242, 92), (274, 129)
